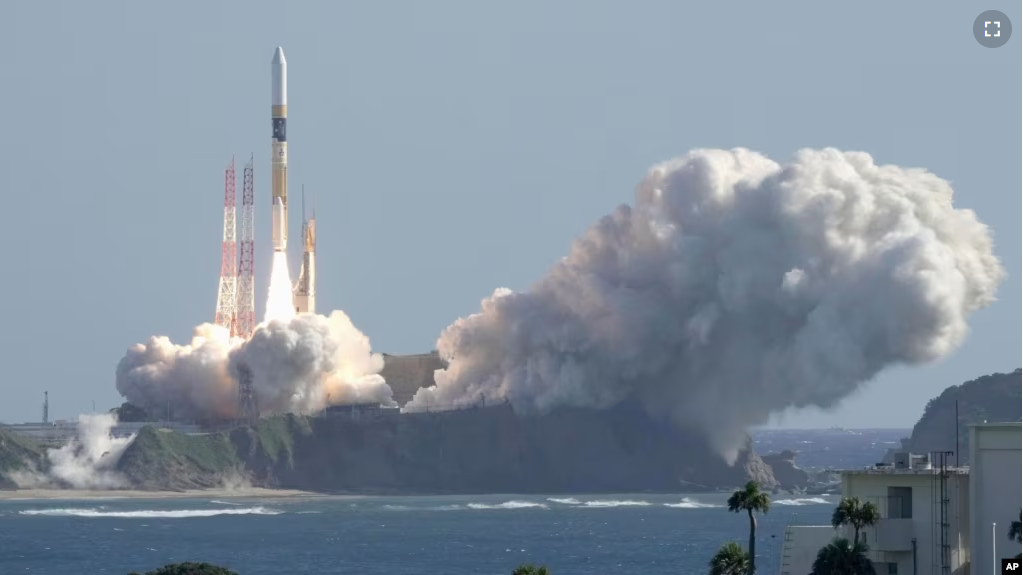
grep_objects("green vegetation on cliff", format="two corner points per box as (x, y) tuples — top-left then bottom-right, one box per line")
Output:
(117, 426), (241, 490)
(908, 368), (1021, 462)
(115, 414), (316, 490)
(242, 413), (313, 465)
(0, 427), (47, 488)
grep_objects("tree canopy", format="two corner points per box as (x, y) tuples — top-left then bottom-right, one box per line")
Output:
(831, 497), (880, 544)
(512, 564), (550, 575)
(811, 538), (876, 575)
(127, 562), (239, 575)
(708, 541), (751, 575)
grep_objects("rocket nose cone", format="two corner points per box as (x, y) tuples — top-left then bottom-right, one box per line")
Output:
(272, 47), (286, 65)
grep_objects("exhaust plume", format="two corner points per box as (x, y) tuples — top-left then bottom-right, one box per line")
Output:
(407, 148), (1004, 459)
(115, 311), (393, 421)
(13, 414), (134, 489)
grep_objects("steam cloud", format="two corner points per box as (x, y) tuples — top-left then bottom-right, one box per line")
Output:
(407, 148), (1004, 459)
(13, 414), (134, 489)
(116, 311), (393, 421)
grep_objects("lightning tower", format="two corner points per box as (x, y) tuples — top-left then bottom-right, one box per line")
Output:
(293, 187), (316, 314)
(236, 363), (259, 424)
(215, 158), (238, 335)
(236, 155), (256, 338)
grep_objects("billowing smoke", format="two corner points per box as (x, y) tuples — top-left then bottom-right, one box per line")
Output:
(116, 311), (393, 421)
(13, 414), (134, 489)
(407, 148), (1004, 460)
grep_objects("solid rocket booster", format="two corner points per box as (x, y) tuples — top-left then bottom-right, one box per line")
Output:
(271, 47), (288, 252)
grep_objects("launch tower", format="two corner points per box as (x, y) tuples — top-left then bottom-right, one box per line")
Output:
(215, 158), (238, 335)
(236, 156), (256, 338)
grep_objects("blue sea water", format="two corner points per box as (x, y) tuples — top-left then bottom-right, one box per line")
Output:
(0, 429), (907, 575)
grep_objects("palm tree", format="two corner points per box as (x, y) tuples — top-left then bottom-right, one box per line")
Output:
(1009, 508), (1021, 543)
(709, 541), (752, 575)
(512, 564), (550, 575)
(1009, 508), (1021, 560)
(831, 497), (881, 545)
(811, 538), (876, 575)
(727, 480), (771, 574)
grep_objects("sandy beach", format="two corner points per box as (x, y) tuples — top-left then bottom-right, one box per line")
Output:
(0, 487), (347, 501)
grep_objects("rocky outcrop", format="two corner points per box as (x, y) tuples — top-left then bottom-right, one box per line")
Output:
(761, 450), (810, 491)
(907, 368), (1021, 464)
(111, 403), (777, 494)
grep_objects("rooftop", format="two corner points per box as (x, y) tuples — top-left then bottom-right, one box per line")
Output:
(842, 466), (969, 476)
(966, 421), (1021, 430)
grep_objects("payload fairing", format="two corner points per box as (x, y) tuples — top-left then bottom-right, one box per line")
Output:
(271, 47), (288, 252)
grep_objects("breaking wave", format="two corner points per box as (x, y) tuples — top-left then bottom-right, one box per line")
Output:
(466, 501), (548, 510)
(663, 498), (723, 509)
(18, 507), (284, 518)
(547, 498), (655, 508)
(382, 504), (464, 512)
(774, 497), (831, 506)
(581, 500), (651, 508)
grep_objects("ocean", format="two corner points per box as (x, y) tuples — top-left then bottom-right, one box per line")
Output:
(0, 429), (907, 575)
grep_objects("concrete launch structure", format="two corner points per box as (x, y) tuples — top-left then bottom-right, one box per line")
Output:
(271, 47), (288, 253)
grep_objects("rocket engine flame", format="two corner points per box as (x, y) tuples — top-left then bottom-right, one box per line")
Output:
(405, 148), (1004, 460)
(264, 252), (296, 324)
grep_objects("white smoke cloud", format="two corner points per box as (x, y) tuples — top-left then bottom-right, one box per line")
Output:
(13, 414), (134, 489)
(115, 311), (393, 421)
(406, 148), (1004, 459)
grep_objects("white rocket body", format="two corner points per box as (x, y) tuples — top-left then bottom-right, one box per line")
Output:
(271, 197), (285, 251)
(271, 47), (288, 253)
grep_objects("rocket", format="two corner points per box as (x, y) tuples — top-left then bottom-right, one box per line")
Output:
(271, 47), (288, 252)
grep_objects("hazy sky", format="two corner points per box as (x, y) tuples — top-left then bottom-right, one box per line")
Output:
(0, 1), (1018, 427)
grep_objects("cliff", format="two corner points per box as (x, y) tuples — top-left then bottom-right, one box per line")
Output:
(112, 403), (778, 493)
(907, 368), (1021, 463)
(760, 450), (810, 491)
(0, 427), (48, 488)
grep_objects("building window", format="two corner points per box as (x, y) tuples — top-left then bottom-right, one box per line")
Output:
(887, 562), (898, 574)
(886, 486), (912, 518)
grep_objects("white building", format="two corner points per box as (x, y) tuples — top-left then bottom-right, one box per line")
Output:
(968, 423), (1022, 575)
(780, 422), (1022, 575)
(782, 453), (969, 575)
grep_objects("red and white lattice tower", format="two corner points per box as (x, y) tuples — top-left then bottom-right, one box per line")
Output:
(215, 157), (238, 335)
(236, 155), (256, 339)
